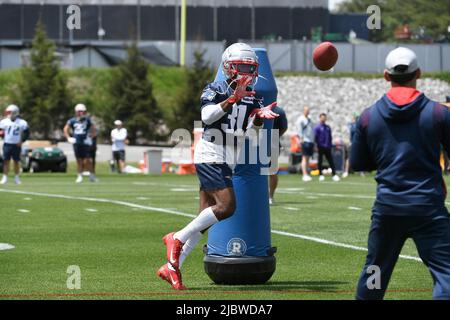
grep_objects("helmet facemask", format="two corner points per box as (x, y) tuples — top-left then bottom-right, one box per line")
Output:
(224, 60), (259, 89)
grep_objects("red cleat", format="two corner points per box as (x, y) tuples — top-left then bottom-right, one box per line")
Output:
(163, 232), (184, 269)
(157, 263), (187, 290)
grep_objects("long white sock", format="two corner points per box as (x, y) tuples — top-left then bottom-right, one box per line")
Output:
(179, 231), (203, 269)
(174, 207), (218, 243)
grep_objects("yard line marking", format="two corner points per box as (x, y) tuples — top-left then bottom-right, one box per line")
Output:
(271, 230), (422, 262)
(0, 188), (421, 262)
(0, 189), (196, 219)
(170, 188), (197, 192)
(23, 197), (32, 201)
(85, 208), (98, 213)
(0, 243), (15, 251)
(299, 191), (374, 200)
(279, 188), (304, 191)
(132, 182), (194, 188)
(283, 207), (299, 211)
(348, 206), (362, 211)
(136, 197), (149, 200)
(17, 209), (30, 213)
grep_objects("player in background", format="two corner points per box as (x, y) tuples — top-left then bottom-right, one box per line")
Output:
(314, 113), (340, 182)
(297, 106), (314, 182)
(64, 104), (98, 183)
(157, 43), (278, 290)
(0, 105), (29, 185)
(111, 120), (128, 174)
(269, 105), (288, 205)
(352, 47), (450, 299)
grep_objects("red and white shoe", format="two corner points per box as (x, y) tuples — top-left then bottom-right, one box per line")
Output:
(157, 263), (187, 290)
(163, 232), (184, 270)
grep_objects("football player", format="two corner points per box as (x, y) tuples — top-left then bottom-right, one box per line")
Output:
(64, 104), (98, 183)
(157, 43), (278, 290)
(0, 105), (29, 185)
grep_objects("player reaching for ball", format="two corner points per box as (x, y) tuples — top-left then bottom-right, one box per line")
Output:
(157, 43), (278, 290)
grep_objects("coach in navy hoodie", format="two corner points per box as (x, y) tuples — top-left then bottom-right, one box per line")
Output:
(351, 47), (450, 300)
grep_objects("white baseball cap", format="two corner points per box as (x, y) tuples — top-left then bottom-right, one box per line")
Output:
(385, 47), (419, 75)
(74, 103), (87, 112)
(114, 120), (122, 126)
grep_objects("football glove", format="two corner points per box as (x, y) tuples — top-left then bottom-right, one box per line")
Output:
(226, 76), (255, 104)
(250, 102), (279, 120)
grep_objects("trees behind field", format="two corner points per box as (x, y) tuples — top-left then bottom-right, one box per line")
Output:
(5, 24), (212, 144)
(106, 43), (164, 144)
(337, 0), (450, 43)
(169, 50), (214, 133)
(15, 20), (73, 140)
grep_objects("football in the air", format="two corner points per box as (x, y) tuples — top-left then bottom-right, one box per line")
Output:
(313, 42), (338, 71)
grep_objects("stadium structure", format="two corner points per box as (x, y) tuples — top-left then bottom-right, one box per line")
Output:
(0, 0), (373, 68)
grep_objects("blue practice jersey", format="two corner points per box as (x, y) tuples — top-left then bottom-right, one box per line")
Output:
(67, 117), (92, 145)
(200, 80), (263, 146)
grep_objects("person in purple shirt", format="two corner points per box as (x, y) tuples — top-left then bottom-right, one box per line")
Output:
(314, 113), (340, 182)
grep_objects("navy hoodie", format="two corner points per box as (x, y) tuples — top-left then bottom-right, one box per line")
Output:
(350, 88), (450, 217)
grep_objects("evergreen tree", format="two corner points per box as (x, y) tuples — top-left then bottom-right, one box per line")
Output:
(171, 49), (214, 133)
(17, 20), (72, 139)
(107, 43), (163, 144)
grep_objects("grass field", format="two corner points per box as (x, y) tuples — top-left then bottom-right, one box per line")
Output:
(0, 164), (440, 300)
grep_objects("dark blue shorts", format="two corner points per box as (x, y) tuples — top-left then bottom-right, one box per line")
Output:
(73, 144), (91, 159)
(195, 163), (233, 191)
(2, 143), (21, 162)
(113, 150), (125, 161)
(302, 142), (314, 157)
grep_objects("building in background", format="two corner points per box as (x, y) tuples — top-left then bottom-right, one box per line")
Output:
(1, 1), (447, 72)
(0, 0), (330, 43)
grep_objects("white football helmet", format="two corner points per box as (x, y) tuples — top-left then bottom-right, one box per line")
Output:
(74, 103), (87, 113)
(221, 43), (259, 82)
(5, 104), (20, 119)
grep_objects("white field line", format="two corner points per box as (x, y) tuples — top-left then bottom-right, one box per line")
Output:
(17, 209), (30, 213)
(0, 189), (196, 219)
(283, 207), (300, 211)
(0, 188), (422, 262)
(0, 243), (15, 251)
(271, 230), (421, 262)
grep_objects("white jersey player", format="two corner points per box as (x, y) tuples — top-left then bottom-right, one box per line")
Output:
(0, 105), (29, 184)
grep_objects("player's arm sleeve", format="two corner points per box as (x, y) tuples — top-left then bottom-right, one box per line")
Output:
(201, 103), (226, 125)
(200, 85), (227, 125)
(350, 110), (375, 171)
